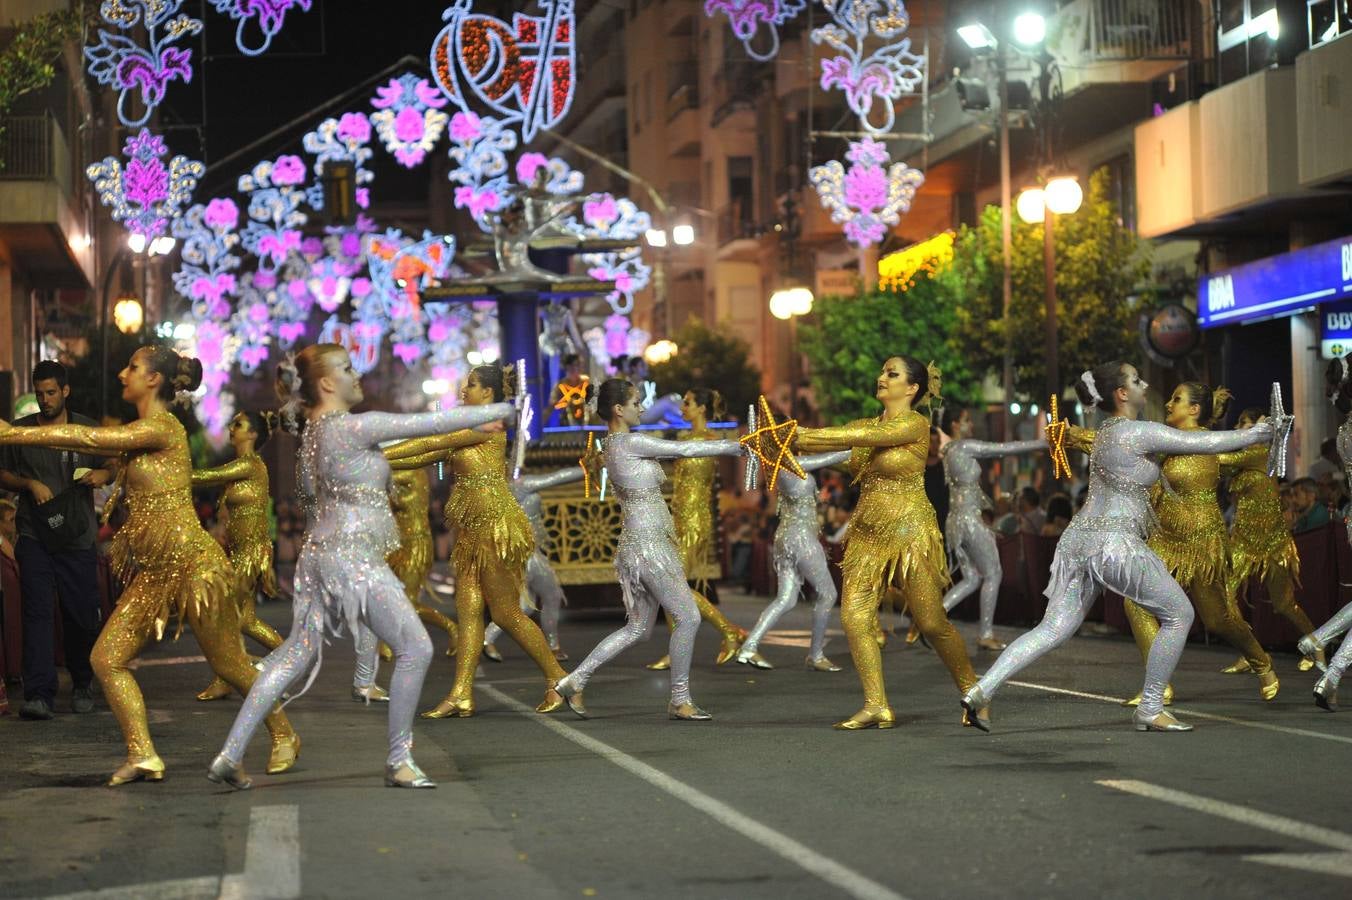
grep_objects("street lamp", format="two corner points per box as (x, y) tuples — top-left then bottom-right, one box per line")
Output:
(1017, 175), (1082, 404)
(112, 295), (143, 334)
(769, 286), (813, 418)
(644, 339), (678, 365)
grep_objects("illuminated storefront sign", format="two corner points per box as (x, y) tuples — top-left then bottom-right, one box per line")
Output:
(1198, 235), (1352, 328)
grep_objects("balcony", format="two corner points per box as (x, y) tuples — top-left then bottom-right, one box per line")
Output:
(0, 112), (94, 287)
(715, 200), (763, 258)
(666, 82), (700, 157)
(710, 63), (764, 128)
(1048, 0), (1195, 95)
(1297, 29), (1352, 187)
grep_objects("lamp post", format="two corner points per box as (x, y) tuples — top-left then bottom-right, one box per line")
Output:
(1017, 175), (1083, 403)
(770, 286), (813, 420)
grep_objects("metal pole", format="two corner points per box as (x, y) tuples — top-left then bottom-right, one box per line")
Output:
(1043, 206), (1059, 404)
(998, 38), (1015, 475)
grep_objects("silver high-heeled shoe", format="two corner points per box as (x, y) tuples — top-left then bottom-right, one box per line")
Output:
(1298, 635), (1328, 673)
(668, 700), (712, 721)
(385, 760), (436, 788)
(1132, 709), (1193, 732)
(1314, 674), (1339, 711)
(960, 685), (992, 732)
(735, 649), (773, 669)
(206, 754), (253, 790)
(352, 684), (390, 704)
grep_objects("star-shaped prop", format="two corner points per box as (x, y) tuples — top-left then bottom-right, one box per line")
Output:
(579, 431), (604, 499)
(510, 359), (533, 480)
(1267, 382), (1295, 478)
(739, 396), (805, 490)
(1045, 395), (1071, 480)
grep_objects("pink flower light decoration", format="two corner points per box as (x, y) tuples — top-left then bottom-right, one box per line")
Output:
(809, 137), (924, 249)
(337, 112), (371, 144)
(271, 155), (305, 185)
(203, 197), (239, 230)
(449, 111), (483, 142)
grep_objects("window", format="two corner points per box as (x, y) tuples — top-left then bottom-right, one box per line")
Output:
(1308, 0), (1352, 46)
(1215, 0), (1288, 85)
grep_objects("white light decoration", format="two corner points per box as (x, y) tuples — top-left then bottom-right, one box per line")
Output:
(149, 235), (176, 256)
(672, 224), (695, 245)
(113, 296), (144, 334)
(769, 290), (796, 320)
(1016, 187), (1045, 224)
(1044, 176), (1083, 215)
(173, 321), (196, 340)
(1013, 12), (1046, 46)
(1009, 402), (1022, 415)
(957, 23), (996, 49)
(127, 232), (147, 253)
(643, 339), (678, 364)
(645, 228), (668, 248)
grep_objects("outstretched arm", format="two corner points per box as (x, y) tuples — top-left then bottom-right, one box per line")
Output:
(796, 414), (927, 452)
(1130, 420), (1273, 457)
(518, 466), (586, 494)
(355, 403), (512, 449)
(0, 416), (171, 456)
(624, 433), (744, 460)
(1219, 443), (1268, 475)
(797, 450), (852, 472)
(1066, 426), (1096, 455)
(385, 448), (446, 471)
(959, 439), (1047, 460)
(191, 456), (254, 488)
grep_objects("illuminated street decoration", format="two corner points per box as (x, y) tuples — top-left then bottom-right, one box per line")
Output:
(85, 0), (203, 127)
(370, 74), (450, 168)
(209, 0), (312, 57)
(302, 113), (375, 211)
(172, 198), (243, 320)
(86, 128), (204, 241)
(447, 111), (517, 224)
(237, 155), (309, 272)
(809, 136), (924, 248)
(878, 230), (954, 291)
(231, 271), (277, 375)
(573, 192), (651, 315)
(704, 0), (808, 62)
(430, 0), (577, 143)
(812, 0), (924, 134)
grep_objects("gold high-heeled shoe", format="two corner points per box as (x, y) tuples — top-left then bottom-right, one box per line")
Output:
(267, 732), (300, 775)
(1121, 683), (1175, 707)
(715, 634), (742, 666)
(646, 655), (671, 670)
(420, 696), (474, 718)
(905, 623), (920, 645)
(833, 705), (896, 730)
(1220, 657), (1251, 674)
(196, 678), (233, 702)
(976, 637), (1007, 652)
(352, 684), (390, 703)
(1258, 668), (1280, 701)
(1298, 645), (1326, 672)
(537, 681), (566, 713)
(108, 755), (165, 787)
(874, 629), (888, 648)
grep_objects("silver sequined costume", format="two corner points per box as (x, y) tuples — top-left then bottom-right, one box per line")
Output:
(218, 403), (511, 770)
(1311, 416), (1352, 686)
(564, 433), (742, 706)
(740, 452), (850, 662)
(974, 417), (1272, 718)
(940, 439), (1046, 640)
(483, 466), (585, 650)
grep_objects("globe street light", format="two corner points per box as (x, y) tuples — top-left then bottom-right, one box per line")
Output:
(1016, 175), (1083, 403)
(1012, 12), (1046, 46)
(113, 295), (144, 334)
(770, 286), (813, 418)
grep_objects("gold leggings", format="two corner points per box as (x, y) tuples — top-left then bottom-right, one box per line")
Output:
(1226, 566), (1314, 636)
(239, 588), (284, 652)
(95, 573), (294, 763)
(448, 558), (564, 702)
(1125, 577), (1272, 674)
(842, 562), (977, 710)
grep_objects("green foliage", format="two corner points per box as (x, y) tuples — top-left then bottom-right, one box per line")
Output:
(649, 318), (762, 420)
(64, 324), (167, 422)
(798, 265), (980, 425)
(951, 168), (1151, 398)
(0, 7), (88, 162)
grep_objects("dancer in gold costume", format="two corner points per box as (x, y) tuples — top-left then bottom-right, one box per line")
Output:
(1121, 383), (1279, 703)
(647, 389), (749, 669)
(794, 357), (984, 730)
(0, 347), (298, 785)
(384, 363), (584, 719)
(193, 410), (286, 701)
(385, 464), (459, 654)
(1217, 405), (1322, 673)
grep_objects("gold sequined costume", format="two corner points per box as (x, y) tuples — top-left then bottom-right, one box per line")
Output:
(1124, 450), (1272, 674)
(386, 466), (458, 649)
(192, 454), (284, 649)
(797, 412), (977, 719)
(668, 431), (743, 646)
(0, 411), (296, 775)
(1221, 444), (1313, 635)
(386, 429), (565, 713)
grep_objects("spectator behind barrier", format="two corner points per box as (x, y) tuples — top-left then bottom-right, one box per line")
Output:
(1290, 477), (1331, 533)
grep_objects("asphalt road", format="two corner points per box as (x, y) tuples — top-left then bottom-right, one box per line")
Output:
(3, 586), (1351, 899)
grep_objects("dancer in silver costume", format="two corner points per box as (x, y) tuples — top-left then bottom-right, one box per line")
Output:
(961, 362), (1273, 733)
(736, 451), (850, 671)
(939, 408), (1046, 651)
(555, 379), (745, 720)
(482, 465), (585, 661)
(1301, 355), (1352, 709)
(208, 344), (512, 790)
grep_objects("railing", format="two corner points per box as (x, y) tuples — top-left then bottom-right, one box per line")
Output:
(1052, 0), (1193, 61)
(0, 115), (53, 179)
(716, 200), (761, 247)
(666, 82), (699, 122)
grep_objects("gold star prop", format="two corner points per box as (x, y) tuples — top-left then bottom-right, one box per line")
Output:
(1045, 394), (1071, 480)
(579, 432), (603, 498)
(739, 396), (805, 489)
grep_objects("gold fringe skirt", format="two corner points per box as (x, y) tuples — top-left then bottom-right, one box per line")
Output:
(445, 473), (533, 582)
(387, 525), (434, 603)
(1230, 497), (1301, 587)
(1148, 489), (1229, 589)
(225, 506), (278, 598)
(843, 475), (950, 596)
(111, 487), (239, 639)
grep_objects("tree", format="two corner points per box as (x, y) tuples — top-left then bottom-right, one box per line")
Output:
(0, 7), (91, 162)
(648, 318), (762, 420)
(797, 263), (981, 425)
(951, 168), (1151, 399)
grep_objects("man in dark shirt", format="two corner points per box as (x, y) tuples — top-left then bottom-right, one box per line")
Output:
(0, 361), (113, 719)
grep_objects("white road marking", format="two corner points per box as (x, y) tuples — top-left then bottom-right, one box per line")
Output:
(1097, 779), (1352, 878)
(36, 805), (300, 900)
(128, 655), (207, 669)
(1007, 679), (1352, 746)
(477, 683), (906, 900)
